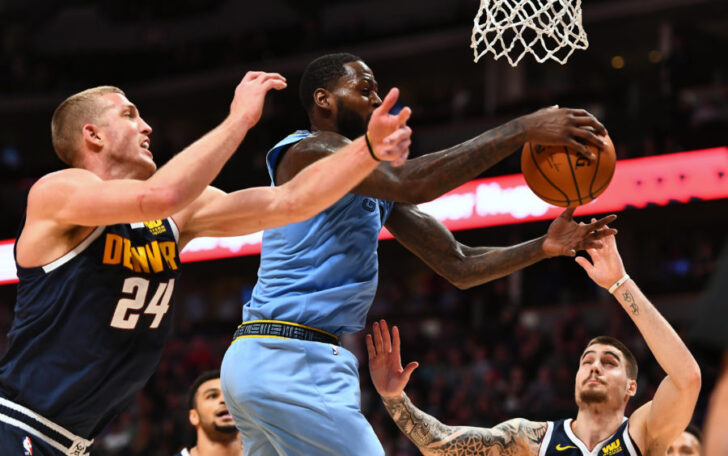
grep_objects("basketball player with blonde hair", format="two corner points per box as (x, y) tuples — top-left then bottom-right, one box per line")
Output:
(0, 71), (412, 455)
(367, 229), (701, 456)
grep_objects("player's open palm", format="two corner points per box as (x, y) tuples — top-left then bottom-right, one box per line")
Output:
(575, 224), (627, 289)
(542, 208), (618, 257)
(230, 71), (288, 127)
(367, 88), (413, 166)
(366, 320), (418, 400)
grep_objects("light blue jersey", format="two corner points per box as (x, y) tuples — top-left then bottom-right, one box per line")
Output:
(243, 130), (394, 335)
(222, 131), (393, 455)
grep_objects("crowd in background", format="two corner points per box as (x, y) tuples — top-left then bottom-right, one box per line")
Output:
(1, 218), (713, 455)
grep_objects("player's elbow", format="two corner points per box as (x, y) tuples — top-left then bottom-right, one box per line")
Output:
(675, 360), (702, 394)
(137, 187), (183, 219)
(683, 362), (702, 392)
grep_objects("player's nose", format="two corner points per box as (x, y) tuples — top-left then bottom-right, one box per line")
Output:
(139, 117), (152, 135)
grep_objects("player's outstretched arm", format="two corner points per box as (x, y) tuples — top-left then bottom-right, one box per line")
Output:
(385, 204), (616, 289)
(175, 89), (412, 245)
(367, 320), (545, 456)
(30, 72), (286, 228)
(575, 229), (701, 454)
(277, 106), (606, 204)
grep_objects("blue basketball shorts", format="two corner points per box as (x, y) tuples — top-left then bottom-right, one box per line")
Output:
(220, 336), (384, 456)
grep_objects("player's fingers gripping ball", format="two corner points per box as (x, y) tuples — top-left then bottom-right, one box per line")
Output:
(522, 133), (616, 208)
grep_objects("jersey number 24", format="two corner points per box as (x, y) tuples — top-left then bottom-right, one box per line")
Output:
(110, 277), (175, 330)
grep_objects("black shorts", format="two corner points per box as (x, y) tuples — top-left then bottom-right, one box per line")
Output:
(0, 420), (64, 456)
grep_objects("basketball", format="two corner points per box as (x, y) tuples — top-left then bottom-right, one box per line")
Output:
(521, 135), (616, 208)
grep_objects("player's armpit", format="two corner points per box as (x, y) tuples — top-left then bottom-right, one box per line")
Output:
(382, 393), (545, 456)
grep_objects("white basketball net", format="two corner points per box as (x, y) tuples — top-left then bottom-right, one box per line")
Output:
(471, 0), (589, 66)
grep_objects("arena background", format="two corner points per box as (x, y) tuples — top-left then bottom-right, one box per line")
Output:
(1, 0), (728, 454)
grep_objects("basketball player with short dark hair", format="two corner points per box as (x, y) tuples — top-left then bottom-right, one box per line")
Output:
(174, 371), (242, 456)
(0, 72), (412, 455)
(367, 229), (701, 456)
(220, 52), (618, 455)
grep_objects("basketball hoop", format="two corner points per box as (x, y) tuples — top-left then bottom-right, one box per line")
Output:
(471, 0), (588, 66)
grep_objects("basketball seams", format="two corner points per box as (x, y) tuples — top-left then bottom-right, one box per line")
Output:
(588, 146), (602, 199)
(528, 142), (571, 206)
(564, 147), (583, 206)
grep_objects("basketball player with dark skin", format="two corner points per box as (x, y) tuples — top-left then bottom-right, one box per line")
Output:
(278, 54), (617, 288)
(174, 371), (243, 456)
(367, 230), (701, 456)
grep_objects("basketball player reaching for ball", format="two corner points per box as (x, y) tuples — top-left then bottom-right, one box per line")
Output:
(220, 53), (617, 456)
(367, 229), (701, 456)
(0, 72), (412, 455)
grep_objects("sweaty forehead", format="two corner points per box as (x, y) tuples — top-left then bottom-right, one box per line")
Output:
(196, 378), (222, 396)
(340, 61), (376, 85)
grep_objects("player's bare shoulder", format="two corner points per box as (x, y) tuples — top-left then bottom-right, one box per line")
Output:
(276, 131), (352, 184)
(425, 418), (547, 456)
(291, 130), (352, 155)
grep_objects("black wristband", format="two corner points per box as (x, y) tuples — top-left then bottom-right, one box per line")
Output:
(365, 132), (380, 162)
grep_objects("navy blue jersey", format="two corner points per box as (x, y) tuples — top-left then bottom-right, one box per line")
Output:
(540, 418), (642, 456)
(0, 218), (181, 438)
(172, 448), (190, 456)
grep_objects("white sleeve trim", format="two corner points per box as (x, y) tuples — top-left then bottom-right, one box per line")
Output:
(42, 226), (105, 273)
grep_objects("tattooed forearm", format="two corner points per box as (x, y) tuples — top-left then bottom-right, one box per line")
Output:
(382, 394), (546, 455)
(622, 290), (639, 315)
(397, 120), (526, 202)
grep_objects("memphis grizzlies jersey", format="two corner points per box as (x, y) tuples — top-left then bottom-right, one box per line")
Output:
(540, 418), (642, 456)
(0, 218), (181, 438)
(245, 130), (394, 335)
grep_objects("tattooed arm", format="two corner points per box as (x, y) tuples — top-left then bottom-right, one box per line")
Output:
(275, 107), (606, 203)
(366, 320), (546, 456)
(383, 394), (545, 456)
(385, 203), (616, 289)
(575, 231), (701, 454)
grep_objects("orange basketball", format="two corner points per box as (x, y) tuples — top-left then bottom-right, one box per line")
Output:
(521, 135), (616, 208)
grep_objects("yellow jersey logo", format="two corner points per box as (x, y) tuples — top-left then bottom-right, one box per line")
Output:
(143, 220), (167, 235)
(556, 444), (577, 451)
(602, 439), (623, 456)
(102, 234), (178, 273)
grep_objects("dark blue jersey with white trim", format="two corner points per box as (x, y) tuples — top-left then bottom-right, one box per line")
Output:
(0, 218), (181, 438)
(540, 418), (642, 456)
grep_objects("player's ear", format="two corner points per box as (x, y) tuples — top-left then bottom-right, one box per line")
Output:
(626, 379), (637, 398)
(313, 88), (333, 112)
(82, 124), (104, 150)
(189, 409), (200, 426)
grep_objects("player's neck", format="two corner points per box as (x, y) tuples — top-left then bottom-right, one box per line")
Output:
(571, 407), (625, 451)
(192, 433), (242, 456)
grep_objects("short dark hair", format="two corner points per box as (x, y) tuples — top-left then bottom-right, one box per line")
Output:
(684, 423), (702, 443)
(187, 370), (220, 410)
(299, 53), (362, 112)
(584, 336), (638, 380)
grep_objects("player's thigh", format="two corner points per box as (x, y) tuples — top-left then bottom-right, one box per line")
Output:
(221, 338), (383, 456)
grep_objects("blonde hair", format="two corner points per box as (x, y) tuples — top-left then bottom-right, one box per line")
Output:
(51, 86), (125, 166)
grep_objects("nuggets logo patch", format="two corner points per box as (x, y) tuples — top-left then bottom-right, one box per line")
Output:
(602, 439), (623, 455)
(23, 436), (33, 455)
(144, 220), (167, 235)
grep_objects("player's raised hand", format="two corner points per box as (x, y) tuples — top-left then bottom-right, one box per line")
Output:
(575, 222), (627, 289)
(366, 320), (418, 401)
(366, 87), (412, 167)
(230, 71), (288, 127)
(520, 106), (607, 160)
(542, 208), (618, 257)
